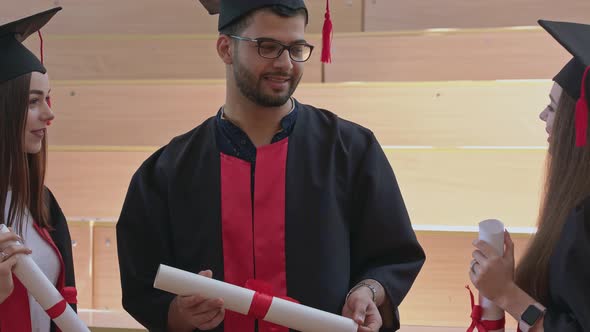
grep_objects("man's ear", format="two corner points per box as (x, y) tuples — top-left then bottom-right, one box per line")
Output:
(198, 0), (220, 15)
(217, 35), (233, 65)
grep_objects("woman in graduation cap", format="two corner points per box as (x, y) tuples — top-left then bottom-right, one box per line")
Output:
(468, 20), (590, 332)
(0, 7), (78, 332)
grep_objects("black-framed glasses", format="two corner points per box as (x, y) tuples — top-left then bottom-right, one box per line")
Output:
(229, 35), (314, 62)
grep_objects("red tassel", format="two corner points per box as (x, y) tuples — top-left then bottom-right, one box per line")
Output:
(38, 30), (54, 117)
(38, 30), (44, 64)
(321, 0), (333, 64)
(575, 66), (590, 147)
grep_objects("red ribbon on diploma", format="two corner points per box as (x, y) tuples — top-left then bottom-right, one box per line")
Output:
(466, 285), (505, 332)
(46, 300), (66, 319)
(245, 280), (298, 320)
(45, 287), (78, 319)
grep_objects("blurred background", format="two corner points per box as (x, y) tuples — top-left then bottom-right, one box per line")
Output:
(3, 1), (590, 331)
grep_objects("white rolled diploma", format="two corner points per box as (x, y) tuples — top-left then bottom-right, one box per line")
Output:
(0, 224), (90, 332)
(478, 219), (506, 331)
(154, 264), (358, 332)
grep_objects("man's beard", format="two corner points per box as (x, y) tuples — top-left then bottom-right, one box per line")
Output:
(233, 58), (302, 107)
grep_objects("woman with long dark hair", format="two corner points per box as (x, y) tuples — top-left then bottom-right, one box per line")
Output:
(0, 7), (78, 332)
(469, 21), (590, 332)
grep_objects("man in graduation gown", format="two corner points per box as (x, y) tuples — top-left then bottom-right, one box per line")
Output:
(116, 1), (425, 331)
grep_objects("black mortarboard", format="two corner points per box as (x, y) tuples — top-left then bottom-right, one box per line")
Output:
(0, 7), (61, 84)
(539, 20), (590, 146)
(217, 0), (307, 32)
(204, 0), (333, 63)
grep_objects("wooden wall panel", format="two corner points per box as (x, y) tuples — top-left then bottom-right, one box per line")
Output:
(399, 231), (532, 328)
(297, 82), (551, 146)
(47, 148), (545, 228)
(20, 36), (323, 82)
(48, 83), (226, 147)
(325, 30), (570, 82)
(47, 151), (149, 219)
(364, 0), (590, 31)
(16, 29), (572, 82)
(78, 310), (144, 330)
(2, 0), (362, 35)
(1, 0), (217, 35)
(24, 38), (225, 81)
(69, 221), (93, 309)
(92, 224), (122, 310)
(47, 81), (551, 147)
(5, 3), (576, 83)
(395, 149), (545, 229)
(305, 0), (362, 33)
(18, 29), (569, 83)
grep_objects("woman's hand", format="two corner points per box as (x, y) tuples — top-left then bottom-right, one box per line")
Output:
(469, 230), (516, 303)
(0, 230), (31, 304)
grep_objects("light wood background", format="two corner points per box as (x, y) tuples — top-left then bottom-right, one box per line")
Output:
(363, 0), (590, 31)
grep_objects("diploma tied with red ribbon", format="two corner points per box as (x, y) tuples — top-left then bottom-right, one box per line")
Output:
(466, 219), (506, 332)
(154, 264), (358, 332)
(0, 224), (89, 332)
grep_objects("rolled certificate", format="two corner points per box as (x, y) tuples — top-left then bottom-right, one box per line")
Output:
(154, 264), (358, 332)
(478, 219), (506, 332)
(0, 224), (90, 332)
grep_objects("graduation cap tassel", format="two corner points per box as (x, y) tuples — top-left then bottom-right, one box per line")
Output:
(575, 66), (590, 147)
(37, 30), (44, 64)
(38, 30), (53, 114)
(321, 0), (332, 63)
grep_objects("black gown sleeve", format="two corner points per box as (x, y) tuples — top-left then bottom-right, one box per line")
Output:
(349, 133), (425, 331)
(543, 200), (590, 331)
(46, 188), (77, 313)
(116, 149), (177, 332)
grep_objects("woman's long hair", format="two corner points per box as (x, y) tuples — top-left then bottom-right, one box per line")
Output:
(0, 73), (50, 234)
(515, 88), (590, 303)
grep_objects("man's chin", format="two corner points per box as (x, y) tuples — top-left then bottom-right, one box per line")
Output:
(256, 93), (292, 108)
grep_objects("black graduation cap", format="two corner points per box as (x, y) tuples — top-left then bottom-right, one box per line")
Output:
(539, 20), (590, 146)
(206, 0), (333, 63)
(0, 7), (62, 84)
(217, 0), (307, 31)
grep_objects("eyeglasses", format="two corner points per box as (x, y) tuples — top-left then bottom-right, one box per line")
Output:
(228, 35), (314, 62)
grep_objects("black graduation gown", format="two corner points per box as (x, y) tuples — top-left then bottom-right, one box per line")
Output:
(116, 102), (425, 332)
(0, 188), (77, 332)
(47, 188), (77, 332)
(543, 196), (590, 331)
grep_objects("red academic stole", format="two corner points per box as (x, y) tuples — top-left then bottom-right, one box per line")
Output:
(220, 138), (289, 332)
